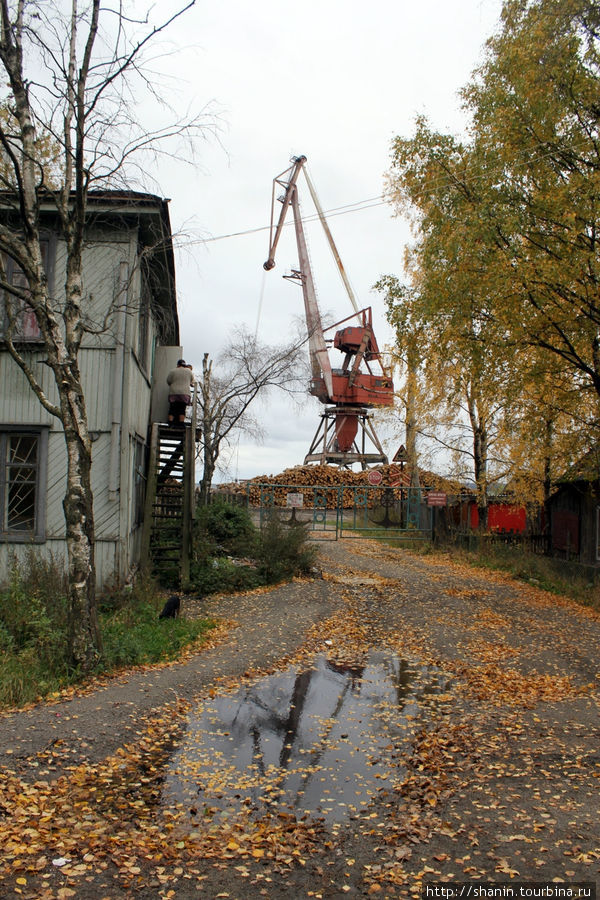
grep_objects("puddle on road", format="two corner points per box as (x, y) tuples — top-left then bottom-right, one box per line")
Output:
(163, 652), (448, 825)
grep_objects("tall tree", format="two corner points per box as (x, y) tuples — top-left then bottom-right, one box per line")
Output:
(196, 328), (306, 504)
(464, 0), (600, 405)
(384, 0), (600, 513)
(375, 276), (425, 487)
(377, 203), (515, 529)
(0, 1), (209, 668)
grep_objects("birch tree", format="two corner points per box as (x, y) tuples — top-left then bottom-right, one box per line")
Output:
(0, 0), (210, 669)
(384, 0), (600, 518)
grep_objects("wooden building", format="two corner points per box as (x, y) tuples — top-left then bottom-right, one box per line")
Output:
(0, 190), (186, 587)
(549, 450), (600, 566)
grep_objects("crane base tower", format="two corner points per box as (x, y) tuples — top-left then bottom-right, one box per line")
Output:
(304, 406), (388, 469)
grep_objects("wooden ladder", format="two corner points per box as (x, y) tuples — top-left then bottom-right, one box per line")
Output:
(141, 411), (197, 588)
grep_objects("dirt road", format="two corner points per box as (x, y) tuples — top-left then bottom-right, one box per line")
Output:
(0, 538), (599, 899)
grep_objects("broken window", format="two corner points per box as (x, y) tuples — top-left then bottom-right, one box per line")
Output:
(0, 429), (47, 541)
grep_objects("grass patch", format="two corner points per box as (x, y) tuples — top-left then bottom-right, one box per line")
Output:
(0, 555), (215, 710)
(457, 543), (599, 610)
(99, 576), (215, 670)
(400, 538), (600, 611)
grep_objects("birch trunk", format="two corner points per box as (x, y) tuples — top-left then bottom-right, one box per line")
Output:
(468, 393), (489, 532)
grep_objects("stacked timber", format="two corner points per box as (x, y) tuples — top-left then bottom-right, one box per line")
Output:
(218, 464), (402, 509)
(216, 465), (462, 510)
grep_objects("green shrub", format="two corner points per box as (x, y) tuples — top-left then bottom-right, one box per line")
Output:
(190, 502), (317, 594)
(255, 512), (317, 584)
(0, 556), (216, 709)
(0, 553), (72, 707)
(190, 557), (260, 595)
(0, 553), (70, 667)
(195, 500), (257, 558)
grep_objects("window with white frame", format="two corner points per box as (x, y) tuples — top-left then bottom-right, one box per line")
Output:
(0, 429), (48, 541)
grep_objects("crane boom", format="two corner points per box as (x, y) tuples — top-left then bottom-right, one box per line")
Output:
(264, 157), (334, 398)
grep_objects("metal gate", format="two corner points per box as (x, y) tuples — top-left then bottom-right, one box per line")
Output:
(250, 483), (433, 543)
(254, 483), (340, 540)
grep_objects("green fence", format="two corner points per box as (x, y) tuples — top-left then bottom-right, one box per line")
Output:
(248, 482), (434, 543)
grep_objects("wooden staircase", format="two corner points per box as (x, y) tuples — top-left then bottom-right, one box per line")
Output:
(141, 415), (198, 588)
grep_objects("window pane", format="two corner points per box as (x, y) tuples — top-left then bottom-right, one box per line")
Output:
(9, 434), (38, 465)
(7, 475), (36, 531)
(4, 435), (38, 534)
(1, 250), (44, 341)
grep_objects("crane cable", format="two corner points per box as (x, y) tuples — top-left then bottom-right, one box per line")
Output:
(254, 268), (267, 339)
(302, 163), (361, 316)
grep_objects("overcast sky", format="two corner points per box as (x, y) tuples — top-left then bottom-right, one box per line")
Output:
(151, 0), (503, 481)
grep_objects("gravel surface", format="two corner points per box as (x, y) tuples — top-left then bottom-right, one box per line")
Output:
(1, 537), (599, 900)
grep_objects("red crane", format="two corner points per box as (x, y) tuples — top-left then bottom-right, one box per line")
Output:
(264, 155), (394, 468)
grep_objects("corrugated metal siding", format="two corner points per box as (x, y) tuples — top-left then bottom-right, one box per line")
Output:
(94, 539), (118, 587)
(0, 220), (174, 590)
(0, 353), (57, 425)
(63, 236), (135, 351)
(126, 361), (153, 438)
(91, 434), (120, 539)
(45, 433), (67, 536)
(79, 349), (114, 431)
(0, 540), (118, 590)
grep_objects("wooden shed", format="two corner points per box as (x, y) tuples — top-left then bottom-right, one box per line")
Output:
(548, 450), (600, 566)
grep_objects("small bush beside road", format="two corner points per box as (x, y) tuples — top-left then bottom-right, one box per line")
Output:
(190, 500), (317, 594)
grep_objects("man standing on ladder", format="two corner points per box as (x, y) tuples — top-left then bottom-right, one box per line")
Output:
(166, 359), (194, 426)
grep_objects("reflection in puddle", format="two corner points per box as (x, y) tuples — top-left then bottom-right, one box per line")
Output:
(163, 652), (447, 824)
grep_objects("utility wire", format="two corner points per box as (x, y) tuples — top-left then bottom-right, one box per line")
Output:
(177, 141), (587, 250)
(180, 196), (386, 247)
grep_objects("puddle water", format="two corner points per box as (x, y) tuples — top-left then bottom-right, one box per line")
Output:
(163, 651), (448, 825)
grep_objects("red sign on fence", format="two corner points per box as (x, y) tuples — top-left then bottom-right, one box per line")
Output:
(426, 491), (447, 507)
(367, 470), (383, 485)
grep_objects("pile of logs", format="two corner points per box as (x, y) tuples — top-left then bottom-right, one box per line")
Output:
(215, 465), (462, 510)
